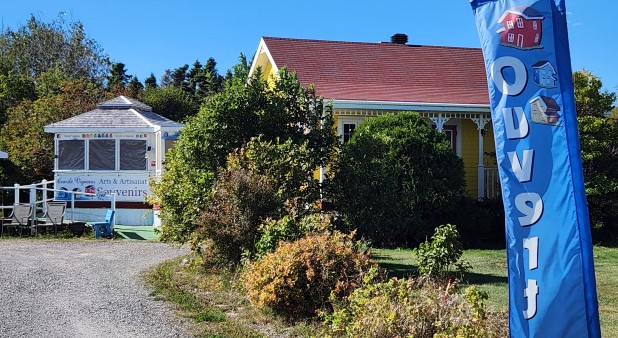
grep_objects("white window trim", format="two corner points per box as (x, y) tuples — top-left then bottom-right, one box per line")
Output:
(516, 18), (524, 28)
(443, 120), (462, 158)
(508, 33), (515, 43)
(337, 116), (365, 143)
(55, 137), (150, 172)
(507, 20), (514, 29)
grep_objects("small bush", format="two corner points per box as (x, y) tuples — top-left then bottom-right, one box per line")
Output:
(413, 224), (471, 279)
(196, 166), (280, 265)
(254, 213), (333, 258)
(242, 232), (378, 318)
(324, 275), (508, 338)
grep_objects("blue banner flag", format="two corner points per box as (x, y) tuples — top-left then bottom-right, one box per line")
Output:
(469, 0), (600, 337)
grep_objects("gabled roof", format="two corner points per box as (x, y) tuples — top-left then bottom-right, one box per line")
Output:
(498, 6), (544, 22)
(252, 37), (490, 107)
(532, 60), (554, 69)
(531, 95), (560, 112)
(44, 96), (183, 133)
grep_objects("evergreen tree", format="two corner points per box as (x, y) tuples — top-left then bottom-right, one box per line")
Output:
(160, 69), (172, 88)
(107, 62), (130, 90)
(144, 73), (157, 89)
(127, 76), (144, 98)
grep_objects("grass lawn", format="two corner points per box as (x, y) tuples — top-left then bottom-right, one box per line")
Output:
(372, 246), (618, 338)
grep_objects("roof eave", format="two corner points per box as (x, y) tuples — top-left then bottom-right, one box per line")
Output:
(44, 126), (159, 133)
(248, 37), (279, 78)
(332, 100), (491, 113)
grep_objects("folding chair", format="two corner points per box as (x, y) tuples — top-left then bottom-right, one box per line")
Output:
(1, 203), (33, 236)
(37, 202), (66, 234)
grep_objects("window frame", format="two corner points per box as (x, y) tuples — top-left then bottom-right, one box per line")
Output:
(55, 136), (150, 172)
(337, 116), (365, 144)
(516, 17), (524, 28)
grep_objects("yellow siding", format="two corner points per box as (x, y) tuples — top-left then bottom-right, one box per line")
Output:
(461, 119), (480, 198)
(265, 62), (277, 88)
(460, 120), (497, 199)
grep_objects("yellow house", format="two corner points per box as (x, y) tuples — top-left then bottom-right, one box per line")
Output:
(248, 35), (499, 200)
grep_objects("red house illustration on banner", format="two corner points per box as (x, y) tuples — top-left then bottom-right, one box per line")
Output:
(497, 7), (544, 50)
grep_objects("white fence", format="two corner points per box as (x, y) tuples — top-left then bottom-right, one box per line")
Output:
(0, 180), (116, 225)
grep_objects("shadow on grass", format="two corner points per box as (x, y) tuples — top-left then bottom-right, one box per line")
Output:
(375, 256), (507, 285)
(462, 271), (507, 285)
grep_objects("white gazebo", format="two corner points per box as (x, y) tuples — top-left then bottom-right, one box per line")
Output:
(44, 96), (183, 226)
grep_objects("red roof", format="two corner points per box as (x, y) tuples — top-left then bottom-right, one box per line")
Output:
(262, 37), (490, 105)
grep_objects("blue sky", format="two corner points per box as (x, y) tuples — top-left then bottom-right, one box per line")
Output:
(1, 0), (615, 91)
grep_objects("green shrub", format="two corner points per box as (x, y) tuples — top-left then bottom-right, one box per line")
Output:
(254, 213), (333, 259)
(579, 115), (618, 243)
(195, 166), (280, 265)
(152, 63), (336, 245)
(330, 112), (465, 247)
(228, 137), (328, 217)
(413, 224), (471, 279)
(324, 274), (508, 338)
(242, 232), (378, 318)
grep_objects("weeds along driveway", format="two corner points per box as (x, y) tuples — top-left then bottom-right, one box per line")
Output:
(0, 240), (190, 338)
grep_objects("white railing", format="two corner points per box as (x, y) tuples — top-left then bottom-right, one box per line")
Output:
(484, 167), (501, 199)
(1, 179), (116, 230)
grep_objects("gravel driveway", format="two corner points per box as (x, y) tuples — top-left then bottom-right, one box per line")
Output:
(0, 240), (190, 338)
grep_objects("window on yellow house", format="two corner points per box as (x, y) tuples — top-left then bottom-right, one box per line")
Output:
(343, 123), (357, 143)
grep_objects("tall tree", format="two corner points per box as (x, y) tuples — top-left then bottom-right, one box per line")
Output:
(575, 69), (618, 242)
(160, 69), (172, 88)
(0, 71), (106, 181)
(141, 86), (199, 122)
(127, 76), (144, 98)
(0, 71), (36, 125)
(151, 55), (336, 243)
(171, 64), (189, 89)
(144, 73), (157, 89)
(107, 62), (130, 91)
(0, 14), (109, 81)
(573, 69), (616, 117)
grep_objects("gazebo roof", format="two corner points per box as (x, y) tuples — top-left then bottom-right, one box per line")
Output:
(44, 96), (184, 133)
(0, 150), (7, 159)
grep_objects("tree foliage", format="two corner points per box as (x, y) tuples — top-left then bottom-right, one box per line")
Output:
(572, 70), (618, 241)
(573, 69), (616, 117)
(331, 112), (466, 247)
(578, 116), (618, 240)
(0, 14), (109, 81)
(107, 62), (131, 91)
(0, 72), (106, 181)
(151, 56), (336, 244)
(141, 86), (199, 122)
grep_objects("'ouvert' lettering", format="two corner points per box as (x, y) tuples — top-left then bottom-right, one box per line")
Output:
(492, 56), (542, 320)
